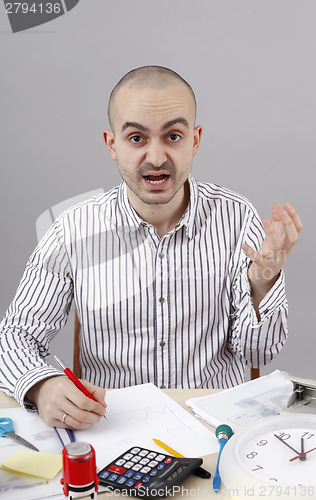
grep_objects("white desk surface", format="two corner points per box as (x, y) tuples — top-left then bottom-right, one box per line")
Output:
(0, 388), (229, 499)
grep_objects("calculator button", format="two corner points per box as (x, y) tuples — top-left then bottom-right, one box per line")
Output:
(125, 479), (136, 487)
(132, 464), (142, 471)
(115, 459), (126, 466)
(143, 475), (151, 483)
(135, 482), (143, 489)
(165, 457), (172, 464)
(124, 461), (134, 468)
(133, 473), (143, 481)
(123, 453), (133, 460)
(140, 466), (151, 474)
(124, 470), (134, 478)
(147, 452), (157, 459)
(157, 463), (165, 470)
(108, 465), (126, 475)
(139, 450), (149, 457)
(108, 473), (119, 481)
(156, 454), (166, 461)
(131, 456), (141, 463)
(139, 458), (149, 465)
(116, 476), (127, 484)
(148, 460), (158, 467)
(130, 448), (141, 454)
(99, 470), (110, 479)
(150, 469), (158, 476)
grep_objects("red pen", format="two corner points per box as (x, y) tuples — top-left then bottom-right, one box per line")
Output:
(54, 355), (108, 419)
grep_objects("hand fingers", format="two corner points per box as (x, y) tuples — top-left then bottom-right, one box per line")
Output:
(284, 202), (303, 234)
(280, 210), (300, 253)
(35, 377), (106, 429)
(80, 380), (107, 408)
(57, 401), (102, 429)
(271, 203), (282, 236)
(67, 381), (107, 416)
(241, 243), (259, 263)
(262, 219), (282, 252)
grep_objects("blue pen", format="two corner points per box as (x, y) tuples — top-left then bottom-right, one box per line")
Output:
(213, 424), (234, 493)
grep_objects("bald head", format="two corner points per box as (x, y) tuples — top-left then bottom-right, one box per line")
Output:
(108, 66), (196, 132)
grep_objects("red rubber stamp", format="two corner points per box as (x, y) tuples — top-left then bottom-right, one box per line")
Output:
(61, 442), (100, 499)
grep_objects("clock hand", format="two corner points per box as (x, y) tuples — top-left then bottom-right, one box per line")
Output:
(290, 445), (316, 462)
(300, 437), (306, 461)
(274, 434), (300, 455)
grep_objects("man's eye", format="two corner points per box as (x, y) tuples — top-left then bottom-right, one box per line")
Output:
(168, 134), (181, 142)
(130, 135), (143, 143)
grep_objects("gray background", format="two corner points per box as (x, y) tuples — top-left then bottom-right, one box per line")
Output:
(0, 0), (315, 381)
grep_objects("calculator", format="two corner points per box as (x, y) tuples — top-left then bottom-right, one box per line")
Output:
(98, 446), (203, 497)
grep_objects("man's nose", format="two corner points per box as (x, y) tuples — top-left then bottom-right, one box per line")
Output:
(146, 140), (167, 166)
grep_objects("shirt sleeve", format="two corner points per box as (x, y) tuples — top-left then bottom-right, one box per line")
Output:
(0, 218), (74, 410)
(228, 206), (288, 368)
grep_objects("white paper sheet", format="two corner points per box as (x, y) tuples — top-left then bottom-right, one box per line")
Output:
(78, 383), (218, 468)
(186, 370), (293, 434)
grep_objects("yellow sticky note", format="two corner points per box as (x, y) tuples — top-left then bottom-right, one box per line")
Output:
(1, 450), (62, 480)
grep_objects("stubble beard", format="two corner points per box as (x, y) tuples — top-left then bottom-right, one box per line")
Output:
(118, 160), (188, 206)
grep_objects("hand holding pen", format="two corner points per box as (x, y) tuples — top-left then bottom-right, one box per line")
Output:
(26, 358), (107, 429)
(54, 356), (108, 421)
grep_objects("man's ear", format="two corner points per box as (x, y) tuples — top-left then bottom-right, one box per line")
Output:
(103, 129), (117, 161)
(193, 125), (202, 157)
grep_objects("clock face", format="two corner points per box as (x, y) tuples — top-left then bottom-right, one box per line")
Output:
(241, 425), (316, 486)
(220, 414), (316, 500)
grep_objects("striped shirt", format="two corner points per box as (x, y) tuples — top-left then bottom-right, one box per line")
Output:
(0, 176), (288, 409)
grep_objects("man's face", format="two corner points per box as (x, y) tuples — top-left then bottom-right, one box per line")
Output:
(104, 82), (202, 207)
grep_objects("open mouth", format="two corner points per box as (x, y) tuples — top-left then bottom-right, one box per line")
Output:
(143, 174), (170, 185)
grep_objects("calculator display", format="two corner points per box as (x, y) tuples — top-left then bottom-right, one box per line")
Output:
(98, 446), (203, 497)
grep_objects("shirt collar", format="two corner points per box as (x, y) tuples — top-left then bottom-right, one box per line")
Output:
(117, 174), (199, 239)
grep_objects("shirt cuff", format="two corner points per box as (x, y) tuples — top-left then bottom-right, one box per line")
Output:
(257, 269), (287, 321)
(14, 365), (64, 412)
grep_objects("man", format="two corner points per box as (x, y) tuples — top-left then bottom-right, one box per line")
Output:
(0, 66), (302, 430)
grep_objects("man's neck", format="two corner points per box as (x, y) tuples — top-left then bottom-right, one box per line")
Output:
(127, 181), (190, 238)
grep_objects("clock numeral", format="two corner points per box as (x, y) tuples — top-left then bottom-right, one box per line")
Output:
(246, 451), (258, 459)
(301, 432), (315, 440)
(276, 432), (291, 441)
(252, 464), (263, 471)
(257, 439), (268, 446)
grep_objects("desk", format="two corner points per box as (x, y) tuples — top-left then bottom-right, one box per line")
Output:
(0, 389), (228, 499)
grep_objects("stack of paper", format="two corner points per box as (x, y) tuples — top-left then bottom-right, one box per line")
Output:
(186, 370), (293, 434)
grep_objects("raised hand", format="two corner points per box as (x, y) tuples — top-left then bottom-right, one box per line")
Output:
(242, 202), (303, 312)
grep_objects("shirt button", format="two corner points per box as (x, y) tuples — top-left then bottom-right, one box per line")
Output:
(159, 297), (165, 304)
(160, 341), (165, 347)
(158, 252), (164, 259)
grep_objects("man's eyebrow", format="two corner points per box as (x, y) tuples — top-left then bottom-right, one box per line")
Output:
(121, 117), (190, 134)
(162, 117), (189, 130)
(121, 121), (149, 133)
